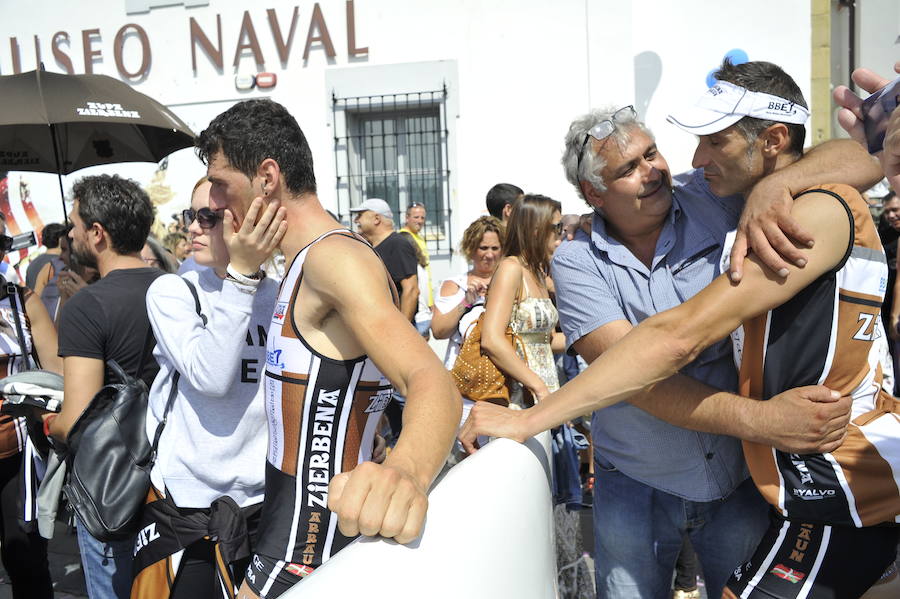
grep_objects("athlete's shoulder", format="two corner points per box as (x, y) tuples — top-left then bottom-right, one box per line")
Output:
(305, 231), (379, 270)
(795, 184), (878, 247)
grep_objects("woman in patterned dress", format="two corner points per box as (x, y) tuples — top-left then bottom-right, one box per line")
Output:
(480, 193), (594, 599)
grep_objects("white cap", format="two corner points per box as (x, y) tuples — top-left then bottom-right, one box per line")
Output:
(667, 80), (809, 135)
(349, 198), (393, 219)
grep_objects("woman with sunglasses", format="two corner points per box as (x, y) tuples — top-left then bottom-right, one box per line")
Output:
(132, 178), (286, 599)
(478, 195), (592, 599)
(480, 194), (565, 407)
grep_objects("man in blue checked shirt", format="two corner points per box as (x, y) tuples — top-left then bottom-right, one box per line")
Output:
(503, 105), (880, 598)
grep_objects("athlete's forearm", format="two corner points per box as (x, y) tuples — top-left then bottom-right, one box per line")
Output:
(628, 375), (749, 435)
(520, 312), (697, 439)
(388, 366), (461, 489)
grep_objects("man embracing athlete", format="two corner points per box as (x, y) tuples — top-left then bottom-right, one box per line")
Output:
(196, 99), (461, 598)
(462, 60), (899, 598)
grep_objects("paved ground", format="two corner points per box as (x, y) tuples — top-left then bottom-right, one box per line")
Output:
(0, 506), (713, 599)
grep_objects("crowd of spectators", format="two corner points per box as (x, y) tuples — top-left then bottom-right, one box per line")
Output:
(0, 57), (896, 599)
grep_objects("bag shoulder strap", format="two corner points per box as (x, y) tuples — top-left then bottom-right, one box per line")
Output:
(183, 278), (206, 325)
(5, 282), (35, 370)
(149, 277), (205, 460)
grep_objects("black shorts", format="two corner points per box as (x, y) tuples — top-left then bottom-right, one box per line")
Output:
(726, 512), (898, 598)
(244, 553), (314, 598)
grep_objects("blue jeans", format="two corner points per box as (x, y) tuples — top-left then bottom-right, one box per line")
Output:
(76, 519), (134, 599)
(592, 459), (768, 599)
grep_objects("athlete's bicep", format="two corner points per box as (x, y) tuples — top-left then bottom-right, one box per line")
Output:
(660, 190), (853, 353)
(305, 243), (433, 392)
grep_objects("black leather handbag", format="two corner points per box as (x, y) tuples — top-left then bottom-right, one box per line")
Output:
(63, 279), (200, 541)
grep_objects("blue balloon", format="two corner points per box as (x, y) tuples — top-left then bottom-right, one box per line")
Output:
(725, 48), (749, 65)
(706, 49), (749, 86)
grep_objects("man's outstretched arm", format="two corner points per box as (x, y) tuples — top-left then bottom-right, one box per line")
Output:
(572, 324), (849, 455)
(461, 191), (851, 450)
(307, 240), (461, 544)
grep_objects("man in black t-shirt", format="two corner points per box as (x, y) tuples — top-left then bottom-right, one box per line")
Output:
(351, 198), (419, 322)
(48, 174), (160, 599)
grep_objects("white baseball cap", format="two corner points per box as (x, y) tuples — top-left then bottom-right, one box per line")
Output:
(667, 80), (809, 136)
(349, 198), (393, 219)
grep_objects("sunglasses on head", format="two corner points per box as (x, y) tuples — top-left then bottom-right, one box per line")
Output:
(182, 207), (223, 230)
(576, 105), (637, 174)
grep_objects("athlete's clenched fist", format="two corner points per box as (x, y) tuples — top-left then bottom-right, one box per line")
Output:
(327, 459), (429, 545)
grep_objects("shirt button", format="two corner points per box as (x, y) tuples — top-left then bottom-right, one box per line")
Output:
(705, 452), (714, 460)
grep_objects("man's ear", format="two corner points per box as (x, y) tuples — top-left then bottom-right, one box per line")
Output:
(88, 221), (107, 250)
(256, 158), (281, 196)
(580, 179), (604, 210)
(759, 123), (791, 158)
(502, 202), (514, 220)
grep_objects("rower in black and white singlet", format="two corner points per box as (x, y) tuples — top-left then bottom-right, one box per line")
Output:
(246, 229), (393, 598)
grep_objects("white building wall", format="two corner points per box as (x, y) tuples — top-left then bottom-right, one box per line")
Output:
(2, 0), (812, 282)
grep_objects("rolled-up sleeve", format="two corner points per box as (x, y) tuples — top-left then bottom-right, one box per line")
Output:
(551, 244), (626, 352)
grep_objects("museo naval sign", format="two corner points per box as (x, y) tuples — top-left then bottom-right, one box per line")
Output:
(4, 0), (368, 80)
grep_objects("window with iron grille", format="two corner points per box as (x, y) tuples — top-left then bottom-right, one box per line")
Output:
(332, 88), (452, 256)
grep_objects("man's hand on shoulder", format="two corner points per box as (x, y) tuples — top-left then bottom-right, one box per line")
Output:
(745, 385), (851, 454)
(328, 459), (428, 544)
(729, 176), (814, 283)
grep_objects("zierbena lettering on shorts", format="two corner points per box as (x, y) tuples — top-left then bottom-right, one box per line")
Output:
(246, 230), (392, 599)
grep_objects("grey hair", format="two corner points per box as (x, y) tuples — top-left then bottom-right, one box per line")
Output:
(561, 107), (654, 201)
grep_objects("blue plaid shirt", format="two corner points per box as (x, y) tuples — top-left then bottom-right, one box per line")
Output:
(551, 170), (748, 501)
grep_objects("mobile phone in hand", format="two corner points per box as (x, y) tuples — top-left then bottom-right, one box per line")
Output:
(862, 76), (900, 154)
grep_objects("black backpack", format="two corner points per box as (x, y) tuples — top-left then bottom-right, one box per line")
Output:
(63, 278), (202, 541)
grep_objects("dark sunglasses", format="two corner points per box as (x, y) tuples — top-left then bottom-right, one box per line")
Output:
(551, 222), (564, 236)
(182, 208), (223, 230)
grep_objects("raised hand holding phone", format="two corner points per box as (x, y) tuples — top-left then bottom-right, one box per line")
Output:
(834, 62), (900, 189)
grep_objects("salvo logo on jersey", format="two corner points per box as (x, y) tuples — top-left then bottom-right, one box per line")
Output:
(792, 488), (836, 500)
(76, 102), (141, 119)
(365, 387), (393, 413)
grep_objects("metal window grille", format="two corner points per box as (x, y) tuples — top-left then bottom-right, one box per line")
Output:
(332, 87), (452, 255)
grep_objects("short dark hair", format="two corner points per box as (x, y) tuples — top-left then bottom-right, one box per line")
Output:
(714, 59), (807, 156)
(196, 99), (316, 196)
(72, 175), (153, 254)
(485, 183), (523, 219)
(41, 223), (69, 249)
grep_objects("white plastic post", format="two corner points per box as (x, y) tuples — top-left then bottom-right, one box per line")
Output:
(283, 432), (558, 598)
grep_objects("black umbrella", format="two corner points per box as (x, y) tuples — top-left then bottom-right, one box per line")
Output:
(0, 68), (195, 219)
